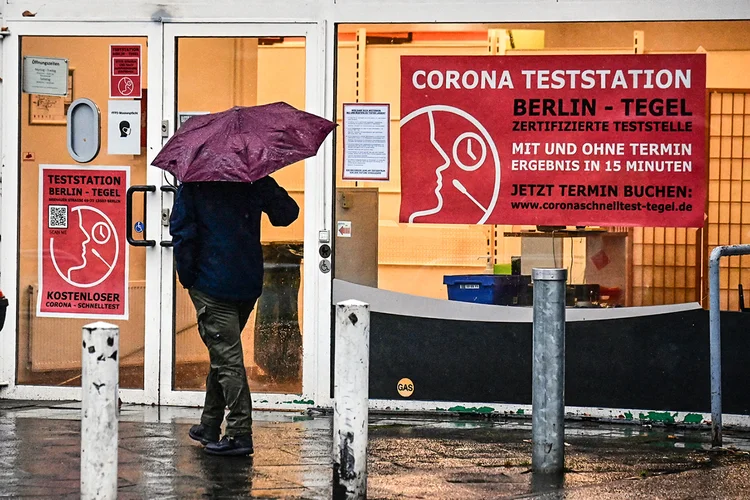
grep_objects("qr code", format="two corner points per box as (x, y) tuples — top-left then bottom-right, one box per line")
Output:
(48, 205), (68, 229)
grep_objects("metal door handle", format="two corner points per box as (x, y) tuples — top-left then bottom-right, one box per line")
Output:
(126, 185), (156, 247)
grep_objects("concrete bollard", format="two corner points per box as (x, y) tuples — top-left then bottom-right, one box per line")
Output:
(333, 300), (370, 499)
(81, 322), (119, 500)
(531, 268), (567, 476)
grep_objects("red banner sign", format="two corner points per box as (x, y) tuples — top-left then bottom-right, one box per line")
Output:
(110, 44), (142, 98)
(38, 166), (129, 319)
(399, 54), (706, 227)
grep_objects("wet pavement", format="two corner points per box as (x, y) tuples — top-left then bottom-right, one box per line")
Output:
(1, 400), (750, 498)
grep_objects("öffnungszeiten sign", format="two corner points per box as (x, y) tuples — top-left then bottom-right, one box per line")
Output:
(23, 56), (69, 96)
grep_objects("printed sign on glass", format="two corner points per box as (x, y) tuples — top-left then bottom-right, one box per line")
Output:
(178, 111), (209, 129)
(108, 100), (141, 155)
(343, 103), (391, 181)
(110, 44), (142, 99)
(399, 54), (706, 227)
(38, 165), (130, 319)
(23, 56), (69, 96)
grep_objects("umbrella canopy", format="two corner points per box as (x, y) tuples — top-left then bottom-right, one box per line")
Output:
(152, 102), (336, 183)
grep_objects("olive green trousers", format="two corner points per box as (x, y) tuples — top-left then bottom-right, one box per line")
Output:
(189, 288), (256, 437)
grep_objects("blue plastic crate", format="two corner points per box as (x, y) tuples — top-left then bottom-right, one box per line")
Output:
(443, 274), (530, 305)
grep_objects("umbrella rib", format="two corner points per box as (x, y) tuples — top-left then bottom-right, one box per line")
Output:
(245, 123), (277, 171)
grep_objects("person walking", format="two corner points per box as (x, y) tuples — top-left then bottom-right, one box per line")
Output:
(153, 102), (334, 457)
(169, 177), (299, 456)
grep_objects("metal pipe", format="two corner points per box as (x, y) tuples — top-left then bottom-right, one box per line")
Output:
(81, 322), (119, 500)
(708, 244), (750, 448)
(333, 300), (370, 499)
(26, 285), (33, 370)
(531, 268), (567, 475)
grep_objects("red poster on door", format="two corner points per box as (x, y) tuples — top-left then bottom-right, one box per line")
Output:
(110, 44), (142, 98)
(38, 165), (130, 319)
(399, 54), (706, 227)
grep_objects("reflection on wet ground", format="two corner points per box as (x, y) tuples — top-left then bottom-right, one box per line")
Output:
(367, 417), (750, 499)
(1, 400), (750, 498)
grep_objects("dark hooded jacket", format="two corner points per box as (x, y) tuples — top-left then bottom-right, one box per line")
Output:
(169, 178), (299, 301)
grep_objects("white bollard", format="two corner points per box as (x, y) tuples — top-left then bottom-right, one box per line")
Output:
(333, 300), (370, 500)
(81, 321), (119, 500)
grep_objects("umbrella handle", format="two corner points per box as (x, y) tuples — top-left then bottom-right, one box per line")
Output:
(126, 185), (157, 247)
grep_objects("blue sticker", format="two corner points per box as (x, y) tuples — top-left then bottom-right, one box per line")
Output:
(134, 221), (145, 233)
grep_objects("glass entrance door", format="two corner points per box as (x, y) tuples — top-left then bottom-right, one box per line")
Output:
(0, 22), (330, 407)
(159, 24), (329, 407)
(0, 22), (163, 404)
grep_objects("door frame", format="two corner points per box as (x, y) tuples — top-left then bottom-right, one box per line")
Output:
(0, 21), (164, 404)
(158, 22), (332, 409)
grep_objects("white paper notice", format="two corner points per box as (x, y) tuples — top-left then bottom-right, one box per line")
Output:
(108, 100), (141, 155)
(178, 111), (209, 128)
(343, 103), (390, 181)
(23, 56), (69, 96)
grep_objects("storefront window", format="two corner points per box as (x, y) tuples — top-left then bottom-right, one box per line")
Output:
(334, 22), (750, 311)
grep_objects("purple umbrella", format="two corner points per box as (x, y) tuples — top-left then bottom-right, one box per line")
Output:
(152, 102), (336, 183)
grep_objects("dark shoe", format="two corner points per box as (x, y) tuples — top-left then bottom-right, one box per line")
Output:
(204, 434), (254, 456)
(189, 424), (220, 445)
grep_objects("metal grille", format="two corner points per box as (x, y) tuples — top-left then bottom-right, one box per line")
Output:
(707, 91), (750, 311)
(631, 227), (700, 305)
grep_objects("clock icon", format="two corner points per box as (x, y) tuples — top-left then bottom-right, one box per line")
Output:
(453, 132), (486, 172)
(91, 221), (112, 245)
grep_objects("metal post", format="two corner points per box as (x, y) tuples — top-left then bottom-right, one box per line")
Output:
(81, 322), (119, 500)
(531, 268), (567, 475)
(708, 244), (750, 448)
(333, 300), (370, 499)
(709, 247), (723, 448)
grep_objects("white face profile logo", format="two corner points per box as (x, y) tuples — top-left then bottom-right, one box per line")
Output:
(117, 77), (135, 96)
(400, 105), (501, 224)
(50, 205), (119, 288)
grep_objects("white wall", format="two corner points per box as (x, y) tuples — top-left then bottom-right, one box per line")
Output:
(1, 0), (749, 23)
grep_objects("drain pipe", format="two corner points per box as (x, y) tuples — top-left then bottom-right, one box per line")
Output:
(333, 300), (370, 499)
(81, 322), (119, 500)
(709, 244), (750, 448)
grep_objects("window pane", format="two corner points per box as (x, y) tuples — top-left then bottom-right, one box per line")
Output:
(18, 36), (149, 388)
(334, 21), (750, 309)
(172, 36), (307, 394)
